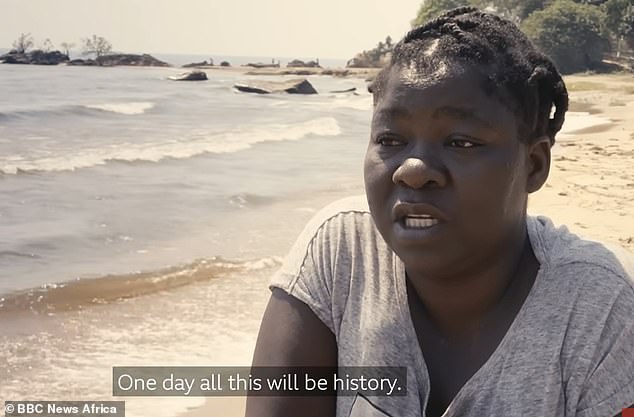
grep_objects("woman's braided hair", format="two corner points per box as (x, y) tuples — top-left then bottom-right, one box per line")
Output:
(370, 7), (568, 145)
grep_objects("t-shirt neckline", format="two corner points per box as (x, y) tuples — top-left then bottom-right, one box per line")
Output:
(392, 216), (548, 417)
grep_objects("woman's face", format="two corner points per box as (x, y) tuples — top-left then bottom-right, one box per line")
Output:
(364, 66), (541, 279)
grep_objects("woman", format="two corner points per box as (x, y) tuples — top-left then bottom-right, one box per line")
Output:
(246, 7), (634, 417)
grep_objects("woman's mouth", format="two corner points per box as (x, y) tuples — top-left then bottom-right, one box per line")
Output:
(403, 214), (439, 228)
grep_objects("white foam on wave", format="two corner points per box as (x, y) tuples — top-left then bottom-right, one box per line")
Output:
(244, 256), (283, 270)
(331, 95), (372, 111)
(84, 102), (155, 115)
(0, 117), (341, 174)
(295, 95), (372, 111)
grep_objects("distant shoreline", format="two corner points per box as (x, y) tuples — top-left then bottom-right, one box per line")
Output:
(185, 65), (381, 79)
(0, 53), (380, 79)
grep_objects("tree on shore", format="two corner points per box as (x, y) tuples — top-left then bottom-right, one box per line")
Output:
(82, 35), (112, 58)
(522, 0), (608, 73)
(413, 0), (629, 30)
(467, 0), (555, 21)
(12, 33), (34, 54)
(60, 42), (75, 58)
(347, 36), (395, 68)
(40, 38), (54, 53)
(603, 0), (634, 53)
(408, 0), (633, 72)
(412, 0), (471, 26)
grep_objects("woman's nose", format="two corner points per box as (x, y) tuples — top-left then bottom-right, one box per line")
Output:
(392, 157), (447, 189)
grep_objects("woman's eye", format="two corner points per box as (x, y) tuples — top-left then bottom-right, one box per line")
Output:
(377, 136), (404, 146)
(448, 138), (479, 148)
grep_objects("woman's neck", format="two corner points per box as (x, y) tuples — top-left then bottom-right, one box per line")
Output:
(405, 221), (535, 342)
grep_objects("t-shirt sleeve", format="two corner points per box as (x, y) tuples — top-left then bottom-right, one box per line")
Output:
(268, 196), (367, 336)
(269, 196), (368, 335)
(269, 214), (337, 333)
(575, 277), (634, 417)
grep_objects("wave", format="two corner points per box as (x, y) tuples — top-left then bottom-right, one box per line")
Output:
(0, 256), (281, 315)
(0, 117), (341, 175)
(265, 95), (372, 111)
(0, 101), (155, 122)
(229, 192), (277, 208)
(83, 101), (155, 115)
(0, 250), (41, 260)
(329, 95), (372, 111)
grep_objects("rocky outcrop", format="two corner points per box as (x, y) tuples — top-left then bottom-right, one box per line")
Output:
(68, 54), (169, 67)
(244, 62), (280, 68)
(243, 67), (380, 78)
(168, 70), (208, 81)
(0, 51), (169, 67)
(67, 59), (99, 66)
(321, 69), (350, 77)
(234, 78), (317, 94)
(245, 69), (320, 76)
(329, 87), (357, 93)
(0, 50), (69, 65)
(287, 59), (321, 68)
(220, 61), (231, 67)
(96, 54), (169, 67)
(183, 60), (211, 68)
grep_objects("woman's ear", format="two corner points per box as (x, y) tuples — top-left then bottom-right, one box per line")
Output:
(526, 135), (552, 193)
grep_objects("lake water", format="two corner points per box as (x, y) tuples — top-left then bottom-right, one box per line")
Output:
(0, 62), (369, 415)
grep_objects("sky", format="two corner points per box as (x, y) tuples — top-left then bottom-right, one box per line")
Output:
(0, 0), (422, 59)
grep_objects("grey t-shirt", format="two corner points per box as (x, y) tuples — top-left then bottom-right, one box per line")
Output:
(270, 195), (634, 417)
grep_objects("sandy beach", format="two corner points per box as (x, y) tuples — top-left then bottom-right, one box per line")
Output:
(174, 72), (633, 417)
(529, 73), (634, 251)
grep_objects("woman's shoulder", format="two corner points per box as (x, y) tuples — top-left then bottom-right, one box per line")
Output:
(286, 195), (375, 252)
(269, 195), (390, 336)
(528, 215), (634, 291)
(270, 194), (381, 292)
(523, 216), (634, 417)
(307, 194), (372, 227)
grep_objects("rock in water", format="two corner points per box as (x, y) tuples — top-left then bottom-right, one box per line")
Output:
(287, 59), (306, 68)
(183, 60), (210, 68)
(68, 54), (169, 67)
(329, 87), (357, 93)
(234, 79), (317, 94)
(0, 51), (169, 67)
(233, 84), (270, 94)
(168, 70), (208, 81)
(0, 50), (69, 65)
(281, 79), (318, 94)
(244, 62), (280, 68)
(96, 54), (169, 67)
(287, 59), (321, 68)
(67, 59), (98, 66)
